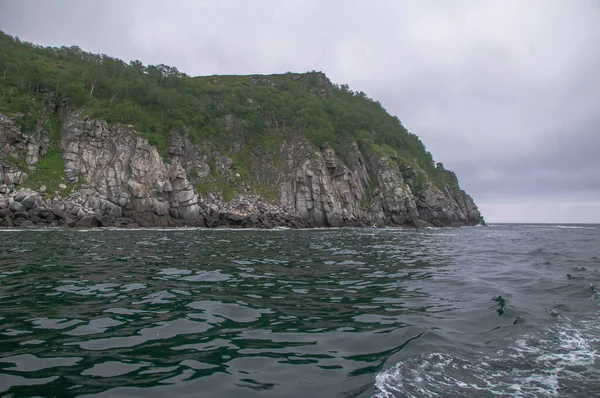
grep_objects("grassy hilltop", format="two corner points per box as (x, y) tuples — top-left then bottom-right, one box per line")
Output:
(0, 31), (450, 191)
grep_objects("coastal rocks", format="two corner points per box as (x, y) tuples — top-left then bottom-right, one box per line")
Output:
(0, 103), (483, 229)
(0, 113), (29, 159)
(60, 110), (196, 227)
(280, 143), (390, 226)
(21, 193), (39, 209)
(20, 220), (35, 227)
(75, 214), (103, 228)
(5, 189), (41, 213)
(8, 201), (25, 213)
(0, 96), (54, 168)
(200, 194), (306, 229)
(0, 187), (144, 228)
(2, 171), (28, 185)
(279, 141), (348, 227)
(274, 141), (483, 228)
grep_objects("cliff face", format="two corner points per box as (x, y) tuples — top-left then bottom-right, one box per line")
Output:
(0, 99), (483, 229)
(0, 33), (483, 228)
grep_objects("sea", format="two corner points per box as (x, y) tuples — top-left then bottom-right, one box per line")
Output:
(0, 224), (599, 397)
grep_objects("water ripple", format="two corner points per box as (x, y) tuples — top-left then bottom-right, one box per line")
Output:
(0, 225), (598, 396)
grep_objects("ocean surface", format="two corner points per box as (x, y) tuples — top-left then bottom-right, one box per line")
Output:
(0, 224), (599, 397)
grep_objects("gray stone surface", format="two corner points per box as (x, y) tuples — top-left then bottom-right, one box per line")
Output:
(21, 194), (38, 209)
(8, 201), (25, 213)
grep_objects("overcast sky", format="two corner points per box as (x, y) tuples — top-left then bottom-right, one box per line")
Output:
(1, 0), (599, 223)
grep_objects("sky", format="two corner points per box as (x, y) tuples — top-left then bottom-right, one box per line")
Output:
(1, 0), (599, 223)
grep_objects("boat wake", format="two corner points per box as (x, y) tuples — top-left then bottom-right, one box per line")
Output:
(374, 317), (600, 397)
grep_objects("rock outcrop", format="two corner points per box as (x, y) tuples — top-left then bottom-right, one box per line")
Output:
(59, 110), (202, 227)
(0, 102), (483, 229)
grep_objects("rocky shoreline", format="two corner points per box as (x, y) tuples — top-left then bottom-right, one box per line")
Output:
(0, 186), (363, 229)
(1, 94), (484, 230)
(0, 184), (481, 229)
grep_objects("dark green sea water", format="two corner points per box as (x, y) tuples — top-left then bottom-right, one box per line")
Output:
(1, 225), (599, 397)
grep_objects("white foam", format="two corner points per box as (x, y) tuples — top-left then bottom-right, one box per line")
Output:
(0, 227), (63, 232)
(555, 225), (597, 229)
(374, 318), (600, 397)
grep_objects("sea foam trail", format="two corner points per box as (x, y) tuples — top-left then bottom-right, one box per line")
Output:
(374, 317), (600, 397)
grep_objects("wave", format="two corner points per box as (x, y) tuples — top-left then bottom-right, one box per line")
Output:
(374, 317), (600, 397)
(555, 225), (597, 230)
(491, 224), (598, 230)
(0, 227), (64, 232)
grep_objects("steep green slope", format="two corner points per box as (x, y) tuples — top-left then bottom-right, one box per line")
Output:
(0, 30), (447, 184)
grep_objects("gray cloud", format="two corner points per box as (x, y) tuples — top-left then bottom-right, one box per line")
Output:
(1, 0), (599, 222)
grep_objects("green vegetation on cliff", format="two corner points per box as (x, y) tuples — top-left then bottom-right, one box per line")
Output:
(0, 31), (446, 182)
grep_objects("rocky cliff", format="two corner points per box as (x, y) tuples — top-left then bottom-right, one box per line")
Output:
(0, 95), (483, 229)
